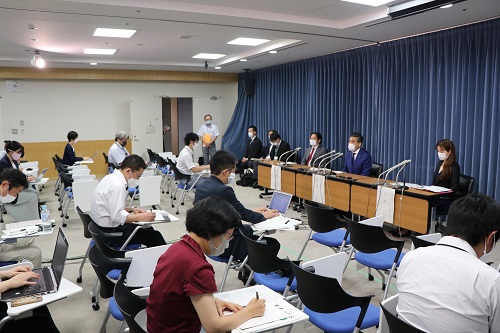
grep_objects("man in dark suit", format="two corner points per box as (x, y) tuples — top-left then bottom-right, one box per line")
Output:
(301, 132), (329, 167)
(342, 132), (372, 176)
(268, 132), (291, 161)
(194, 150), (280, 263)
(237, 125), (262, 176)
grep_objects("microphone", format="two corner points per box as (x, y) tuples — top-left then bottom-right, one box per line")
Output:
(278, 147), (301, 165)
(393, 163), (410, 189)
(377, 159), (411, 185)
(307, 150), (336, 174)
(319, 152), (343, 170)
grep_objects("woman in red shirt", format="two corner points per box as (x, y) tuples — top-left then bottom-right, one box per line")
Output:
(146, 197), (266, 333)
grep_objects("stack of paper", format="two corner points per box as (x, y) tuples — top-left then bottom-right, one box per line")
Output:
(253, 216), (301, 231)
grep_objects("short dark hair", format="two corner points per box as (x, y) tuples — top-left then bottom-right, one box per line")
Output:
(204, 114), (212, 120)
(310, 132), (322, 143)
(0, 168), (29, 190)
(445, 193), (500, 247)
(67, 131), (79, 142)
(119, 154), (147, 172)
(350, 132), (364, 144)
(270, 132), (281, 141)
(268, 129), (278, 135)
(210, 150), (237, 175)
(248, 126), (257, 133)
(186, 197), (240, 240)
(184, 132), (199, 146)
(4, 140), (23, 153)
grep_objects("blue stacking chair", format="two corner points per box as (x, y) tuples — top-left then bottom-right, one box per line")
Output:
(346, 219), (406, 300)
(298, 203), (350, 259)
(242, 235), (296, 295)
(170, 165), (200, 214)
(290, 260), (380, 333)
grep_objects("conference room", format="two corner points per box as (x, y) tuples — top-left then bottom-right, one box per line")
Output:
(1, 0), (500, 332)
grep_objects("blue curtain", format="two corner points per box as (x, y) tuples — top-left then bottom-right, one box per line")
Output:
(223, 18), (500, 199)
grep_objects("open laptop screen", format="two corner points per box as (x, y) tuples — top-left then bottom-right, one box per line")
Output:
(268, 191), (292, 215)
(52, 228), (69, 287)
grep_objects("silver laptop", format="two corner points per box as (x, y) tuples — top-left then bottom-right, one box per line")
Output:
(1, 228), (69, 301)
(268, 191), (293, 216)
(30, 167), (49, 182)
(89, 151), (98, 160)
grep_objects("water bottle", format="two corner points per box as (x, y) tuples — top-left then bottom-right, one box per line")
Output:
(41, 205), (50, 223)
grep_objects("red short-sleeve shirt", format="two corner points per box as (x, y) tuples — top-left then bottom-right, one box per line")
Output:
(146, 234), (218, 333)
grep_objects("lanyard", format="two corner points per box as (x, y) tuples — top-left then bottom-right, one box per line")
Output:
(436, 243), (468, 253)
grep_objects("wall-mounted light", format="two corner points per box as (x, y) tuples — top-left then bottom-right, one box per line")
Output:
(31, 50), (45, 69)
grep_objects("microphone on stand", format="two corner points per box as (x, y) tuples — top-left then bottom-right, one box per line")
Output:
(393, 162), (410, 190)
(307, 150), (336, 174)
(319, 152), (343, 173)
(278, 147), (301, 165)
(376, 159), (411, 186)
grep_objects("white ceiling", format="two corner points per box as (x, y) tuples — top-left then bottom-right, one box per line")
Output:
(0, 0), (499, 73)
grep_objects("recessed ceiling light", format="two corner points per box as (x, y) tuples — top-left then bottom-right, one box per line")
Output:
(340, 0), (394, 6)
(440, 4), (453, 8)
(83, 48), (117, 55)
(90, 62), (98, 66)
(240, 59), (248, 62)
(192, 53), (226, 60)
(214, 66), (221, 69)
(269, 50), (277, 54)
(31, 38), (38, 42)
(178, 35), (192, 39)
(28, 24), (37, 30)
(93, 28), (136, 38)
(227, 37), (270, 46)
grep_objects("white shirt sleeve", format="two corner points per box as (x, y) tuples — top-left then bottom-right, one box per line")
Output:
(489, 277), (500, 333)
(213, 125), (220, 137)
(197, 125), (204, 137)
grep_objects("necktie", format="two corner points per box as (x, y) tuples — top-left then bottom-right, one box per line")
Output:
(274, 145), (278, 157)
(351, 152), (356, 167)
(306, 148), (315, 166)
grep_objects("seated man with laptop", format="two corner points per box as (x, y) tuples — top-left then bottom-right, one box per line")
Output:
(0, 228), (68, 332)
(194, 150), (281, 281)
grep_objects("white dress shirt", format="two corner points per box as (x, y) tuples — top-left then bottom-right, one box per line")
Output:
(108, 142), (129, 166)
(90, 169), (129, 228)
(197, 124), (220, 145)
(177, 146), (197, 176)
(397, 236), (500, 333)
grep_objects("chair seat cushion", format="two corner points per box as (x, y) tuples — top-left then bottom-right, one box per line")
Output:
(254, 272), (297, 293)
(304, 304), (380, 333)
(208, 255), (230, 263)
(355, 249), (405, 270)
(107, 269), (121, 280)
(312, 229), (351, 247)
(109, 297), (124, 321)
(128, 187), (138, 194)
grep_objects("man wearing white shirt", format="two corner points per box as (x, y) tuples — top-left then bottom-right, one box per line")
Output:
(108, 131), (130, 167)
(90, 154), (166, 247)
(177, 132), (210, 187)
(197, 114), (219, 164)
(397, 193), (500, 333)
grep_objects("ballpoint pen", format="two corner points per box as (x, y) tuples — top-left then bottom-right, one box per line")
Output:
(256, 292), (259, 300)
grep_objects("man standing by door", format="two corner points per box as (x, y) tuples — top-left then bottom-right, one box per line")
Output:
(198, 114), (219, 164)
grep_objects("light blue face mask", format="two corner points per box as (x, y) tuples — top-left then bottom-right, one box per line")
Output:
(209, 234), (230, 256)
(206, 120), (212, 125)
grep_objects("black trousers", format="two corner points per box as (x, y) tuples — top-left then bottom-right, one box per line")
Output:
(98, 223), (166, 248)
(219, 224), (280, 261)
(0, 303), (59, 333)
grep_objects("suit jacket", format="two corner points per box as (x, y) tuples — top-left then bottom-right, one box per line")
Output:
(269, 140), (292, 161)
(244, 137), (263, 159)
(62, 143), (83, 166)
(301, 146), (329, 167)
(342, 147), (372, 176)
(0, 155), (19, 174)
(194, 176), (265, 224)
(433, 161), (460, 192)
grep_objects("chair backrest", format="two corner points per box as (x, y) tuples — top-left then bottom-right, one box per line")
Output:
(72, 179), (99, 213)
(370, 162), (383, 178)
(76, 206), (93, 239)
(154, 153), (168, 168)
(88, 246), (131, 299)
(125, 245), (171, 287)
(457, 174), (475, 198)
(103, 152), (109, 164)
(411, 233), (441, 249)
(242, 235), (294, 274)
(88, 221), (127, 258)
(346, 219), (405, 255)
(171, 165), (191, 182)
(59, 171), (74, 187)
(304, 203), (347, 233)
(138, 175), (162, 207)
(146, 148), (157, 163)
(290, 261), (374, 329)
(114, 277), (148, 333)
(301, 252), (349, 283)
(55, 154), (63, 162)
(380, 298), (426, 333)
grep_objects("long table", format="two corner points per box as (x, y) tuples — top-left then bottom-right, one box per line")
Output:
(257, 161), (443, 233)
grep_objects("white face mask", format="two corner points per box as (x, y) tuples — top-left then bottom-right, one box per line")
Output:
(74, 139), (79, 143)
(248, 132), (254, 138)
(227, 173), (235, 184)
(438, 152), (448, 161)
(12, 152), (22, 161)
(348, 143), (356, 152)
(193, 142), (199, 149)
(209, 234), (231, 256)
(127, 177), (140, 188)
(309, 139), (317, 147)
(0, 192), (16, 203)
(272, 141), (278, 147)
(480, 235), (496, 263)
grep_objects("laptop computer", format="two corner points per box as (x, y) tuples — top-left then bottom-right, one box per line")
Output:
(1, 228), (69, 301)
(268, 191), (293, 216)
(29, 167), (49, 182)
(89, 151), (98, 161)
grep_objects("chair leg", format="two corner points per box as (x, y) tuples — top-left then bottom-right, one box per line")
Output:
(382, 263), (398, 300)
(344, 247), (355, 272)
(118, 321), (127, 333)
(244, 271), (255, 287)
(297, 229), (313, 261)
(99, 307), (111, 333)
(77, 242), (92, 283)
(92, 278), (100, 310)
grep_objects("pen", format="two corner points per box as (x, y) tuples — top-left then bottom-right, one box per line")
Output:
(256, 292), (259, 300)
(285, 220), (290, 224)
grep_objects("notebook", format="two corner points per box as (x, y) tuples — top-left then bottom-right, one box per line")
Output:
(1, 228), (69, 301)
(268, 191), (292, 216)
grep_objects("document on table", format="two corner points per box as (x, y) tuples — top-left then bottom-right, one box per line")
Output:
(5, 219), (42, 230)
(312, 174), (325, 204)
(270, 165), (281, 191)
(375, 186), (395, 224)
(420, 185), (452, 193)
(216, 285), (282, 305)
(253, 216), (301, 231)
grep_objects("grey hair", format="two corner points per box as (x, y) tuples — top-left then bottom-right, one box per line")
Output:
(115, 131), (129, 141)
